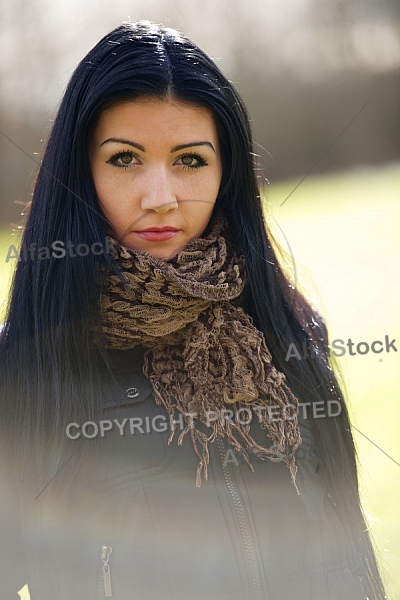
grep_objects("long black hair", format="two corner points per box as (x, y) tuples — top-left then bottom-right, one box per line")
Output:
(0, 21), (385, 597)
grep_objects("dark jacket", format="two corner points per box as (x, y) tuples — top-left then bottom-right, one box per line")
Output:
(3, 346), (367, 599)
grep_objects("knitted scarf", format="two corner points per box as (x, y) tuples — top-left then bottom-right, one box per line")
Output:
(99, 212), (301, 488)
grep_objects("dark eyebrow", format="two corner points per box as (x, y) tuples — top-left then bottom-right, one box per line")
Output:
(99, 138), (215, 153)
(170, 142), (216, 153)
(99, 138), (145, 151)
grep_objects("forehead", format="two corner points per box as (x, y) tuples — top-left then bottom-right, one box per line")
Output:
(92, 97), (219, 145)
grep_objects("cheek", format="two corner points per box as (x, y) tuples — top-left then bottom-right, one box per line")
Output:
(94, 171), (119, 200)
(189, 203), (215, 236)
(93, 173), (128, 216)
(96, 186), (116, 220)
(94, 183), (126, 232)
(190, 171), (221, 206)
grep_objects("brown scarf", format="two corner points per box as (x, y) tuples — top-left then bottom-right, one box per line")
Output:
(99, 212), (301, 488)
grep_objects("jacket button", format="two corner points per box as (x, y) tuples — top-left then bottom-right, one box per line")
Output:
(125, 387), (140, 399)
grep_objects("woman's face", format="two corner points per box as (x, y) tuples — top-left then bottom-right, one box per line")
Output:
(89, 97), (222, 259)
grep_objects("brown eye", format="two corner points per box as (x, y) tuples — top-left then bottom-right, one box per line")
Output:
(177, 153), (207, 169)
(107, 151), (138, 168)
(119, 153), (133, 164)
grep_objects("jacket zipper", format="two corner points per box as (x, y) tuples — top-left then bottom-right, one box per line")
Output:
(216, 437), (263, 600)
(99, 545), (113, 598)
(96, 448), (262, 599)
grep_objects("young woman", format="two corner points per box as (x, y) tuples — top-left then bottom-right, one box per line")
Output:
(0, 21), (386, 599)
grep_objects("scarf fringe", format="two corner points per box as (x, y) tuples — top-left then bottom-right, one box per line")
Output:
(100, 212), (301, 489)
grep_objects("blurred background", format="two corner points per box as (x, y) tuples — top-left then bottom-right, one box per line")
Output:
(1, 0), (399, 597)
(1, 0), (400, 227)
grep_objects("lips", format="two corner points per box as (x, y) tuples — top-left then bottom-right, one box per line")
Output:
(138, 226), (179, 232)
(134, 226), (180, 242)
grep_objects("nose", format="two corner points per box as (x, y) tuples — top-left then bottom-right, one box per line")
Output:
(140, 167), (178, 214)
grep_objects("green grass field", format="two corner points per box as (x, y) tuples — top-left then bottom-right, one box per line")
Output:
(265, 163), (400, 597)
(1, 162), (400, 597)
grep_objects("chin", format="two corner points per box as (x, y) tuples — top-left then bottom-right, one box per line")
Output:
(150, 247), (184, 260)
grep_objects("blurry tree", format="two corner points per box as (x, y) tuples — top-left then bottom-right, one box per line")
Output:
(0, 0), (399, 227)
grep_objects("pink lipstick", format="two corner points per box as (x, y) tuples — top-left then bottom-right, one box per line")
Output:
(134, 226), (180, 242)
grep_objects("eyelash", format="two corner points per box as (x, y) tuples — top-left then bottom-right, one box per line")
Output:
(106, 151), (208, 170)
(106, 151), (139, 169)
(179, 152), (208, 170)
